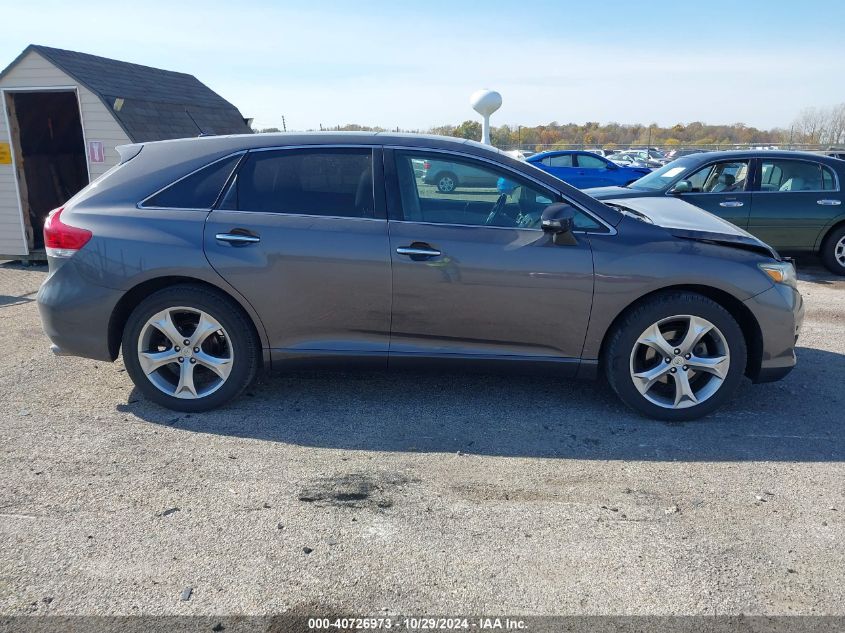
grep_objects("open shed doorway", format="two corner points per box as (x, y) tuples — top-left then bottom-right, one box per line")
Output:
(5, 90), (89, 249)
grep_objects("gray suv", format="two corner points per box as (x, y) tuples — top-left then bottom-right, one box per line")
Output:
(37, 133), (803, 421)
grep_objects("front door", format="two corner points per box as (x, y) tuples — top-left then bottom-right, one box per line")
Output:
(203, 147), (392, 358)
(385, 149), (597, 371)
(748, 157), (841, 251)
(675, 158), (753, 228)
(574, 152), (618, 188)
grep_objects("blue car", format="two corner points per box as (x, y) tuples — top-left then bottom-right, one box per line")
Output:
(526, 150), (651, 189)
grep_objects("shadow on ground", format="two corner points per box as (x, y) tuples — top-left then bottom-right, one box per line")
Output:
(120, 346), (843, 462)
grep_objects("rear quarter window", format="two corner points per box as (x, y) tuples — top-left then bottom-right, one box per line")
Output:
(143, 154), (242, 209)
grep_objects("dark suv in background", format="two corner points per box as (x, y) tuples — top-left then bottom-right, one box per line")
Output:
(38, 134), (803, 421)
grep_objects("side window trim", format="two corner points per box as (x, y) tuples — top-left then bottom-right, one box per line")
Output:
(751, 158), (840, 193)
(384, 146), (614, 235)
(213, 145), (386, 220)
(138, 151), (247, 210)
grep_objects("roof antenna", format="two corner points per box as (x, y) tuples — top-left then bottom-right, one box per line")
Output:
(185, 108), (211, 137)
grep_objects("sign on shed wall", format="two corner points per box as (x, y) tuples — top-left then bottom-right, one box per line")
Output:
(88, 141), (105, 163)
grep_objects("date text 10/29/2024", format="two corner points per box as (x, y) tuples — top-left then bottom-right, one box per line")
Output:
(308, 617), (527, 630)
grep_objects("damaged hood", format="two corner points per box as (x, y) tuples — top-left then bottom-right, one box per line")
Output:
(604, 196), (780, 259)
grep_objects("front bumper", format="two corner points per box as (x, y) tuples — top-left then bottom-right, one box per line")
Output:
(37, 258), (123, 362)
(743, 283), (804, 383)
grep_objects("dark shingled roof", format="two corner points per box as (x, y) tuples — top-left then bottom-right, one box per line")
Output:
(1, 44), (252, 142)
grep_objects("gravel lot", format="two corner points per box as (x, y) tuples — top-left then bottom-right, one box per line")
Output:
(0, 260), (843, 617)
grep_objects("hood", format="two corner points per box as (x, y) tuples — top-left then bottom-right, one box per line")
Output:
(604, 196), (780, 259)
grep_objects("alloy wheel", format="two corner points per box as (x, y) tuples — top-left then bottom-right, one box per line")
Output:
(835, 235), (845, 268)
(137, 307), (233, 399)
(438, 176), (456, 193)
(629, 315), (730, 410)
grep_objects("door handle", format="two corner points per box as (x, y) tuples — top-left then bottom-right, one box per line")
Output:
(396, 245), (441, 259)
(215, 232), (260, 245)
(817, 199), (842, 206)
(719, 201), (744, 208)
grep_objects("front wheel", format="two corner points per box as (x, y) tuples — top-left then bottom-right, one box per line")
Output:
(821, 225), (845, 275)
(435, 172), (458, 193)
(604, 293), (747, 421)
(122, 285), (260, 412)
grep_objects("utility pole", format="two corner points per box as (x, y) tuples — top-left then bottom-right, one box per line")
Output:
(282, 116), (287, 132)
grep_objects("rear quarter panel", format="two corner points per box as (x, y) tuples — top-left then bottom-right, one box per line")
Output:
(63, 204), (270, 350)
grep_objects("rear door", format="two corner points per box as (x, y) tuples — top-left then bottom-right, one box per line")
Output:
(203, 146), (392, 359)
(748, 157), (842, 251)
(385, 148), (597, 371)
(674, 158), (752, 228)
(541, 153), (583, 187)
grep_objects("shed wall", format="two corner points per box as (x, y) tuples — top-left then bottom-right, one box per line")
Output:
(0, 50), (131, 255)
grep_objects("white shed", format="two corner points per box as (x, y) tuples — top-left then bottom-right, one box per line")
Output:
(0, 45), (252, 259)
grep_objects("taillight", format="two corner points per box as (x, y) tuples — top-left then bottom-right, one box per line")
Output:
(43, 207), (92, 258)
(423, 161), (431, 170)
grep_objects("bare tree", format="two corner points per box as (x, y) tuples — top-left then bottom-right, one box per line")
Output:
(791, 103), (845, 146)
(792, 107), (827, 144)
(827, 103), (845, 146)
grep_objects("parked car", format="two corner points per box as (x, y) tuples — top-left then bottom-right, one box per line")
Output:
(664, 148), (706, 160)
(421, 158), (499, 192)
(526, 150), (651, 188)
(585, 150), (845, 274)
(827, 149), (845, 161)
(38, 133), (802, 421)
(610, 150), (667, 168)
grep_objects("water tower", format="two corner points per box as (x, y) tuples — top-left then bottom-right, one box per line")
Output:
(470, 89), (502, 145)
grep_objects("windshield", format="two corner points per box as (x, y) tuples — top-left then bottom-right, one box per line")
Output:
(627, 158), (697, 190)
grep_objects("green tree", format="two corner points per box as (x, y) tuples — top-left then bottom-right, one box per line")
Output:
(452, 120), (483, 141)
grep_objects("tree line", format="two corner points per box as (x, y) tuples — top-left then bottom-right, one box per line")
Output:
(255, 102), (845, 150)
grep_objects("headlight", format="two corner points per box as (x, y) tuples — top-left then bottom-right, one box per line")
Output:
(759, 262), (797, 288)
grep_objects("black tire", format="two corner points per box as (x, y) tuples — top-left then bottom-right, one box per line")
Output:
(603, 292), (747, 422)
(820, 224), (845, 275)
(122, 284), (260, 412)
(435, 172), (458, 193)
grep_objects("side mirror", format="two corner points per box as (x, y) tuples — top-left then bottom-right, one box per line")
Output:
(605, 161), (618, 170)
(671, 180), (692, 194)
(541, 203), (578, 245)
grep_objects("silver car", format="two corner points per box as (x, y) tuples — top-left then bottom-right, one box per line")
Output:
(421, 157), (501, 192)
(37, 133), (803, 421)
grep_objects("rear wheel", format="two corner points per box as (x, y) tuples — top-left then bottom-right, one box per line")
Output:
(604, 292), (747, 421)
(821, 225), (845, 275)
(122, 285), (259, 412)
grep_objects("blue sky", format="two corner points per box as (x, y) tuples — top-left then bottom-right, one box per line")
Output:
(4, 0), (845, 131)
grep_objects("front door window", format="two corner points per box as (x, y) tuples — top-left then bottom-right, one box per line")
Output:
(686, 161), (750, 193)
(394, 151), (602, 231)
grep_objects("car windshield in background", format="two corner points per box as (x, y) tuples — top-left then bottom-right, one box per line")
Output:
(627, 158), (696, 190)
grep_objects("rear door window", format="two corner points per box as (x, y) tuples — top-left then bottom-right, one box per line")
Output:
(143, 154), (242, 209)
(548, 154), (574, 168)
(759, 159), (837, 192)
(221, 148), (374, 217)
